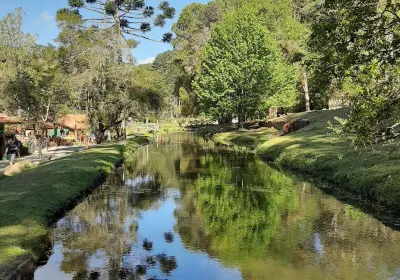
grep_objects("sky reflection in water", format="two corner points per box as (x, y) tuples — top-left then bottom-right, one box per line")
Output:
(35, 133), (400, 280)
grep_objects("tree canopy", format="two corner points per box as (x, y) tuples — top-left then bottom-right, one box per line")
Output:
(310, 0), (400, 142)
(64, 0), (175, 43)
(194, 10), (297, 122)
(2, 0), (400, 143)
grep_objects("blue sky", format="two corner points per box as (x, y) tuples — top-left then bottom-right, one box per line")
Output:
(0, 0), (210, 64)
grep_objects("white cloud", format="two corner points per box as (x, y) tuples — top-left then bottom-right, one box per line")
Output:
(38, 12), (55, 29)
(137, 57), (155, 65)
(40, 12), (54, 22)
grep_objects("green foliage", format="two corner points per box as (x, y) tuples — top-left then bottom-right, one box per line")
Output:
(309, 0), (400, 142)
(217, 0), (310, 61)
(152, 50), (197, 117)
(68, 0), (84, 8)
(172, 0), (314, 116)
(104, 1), (116, 15)
(62, 0), (175, 43)
(53, 12), (171, 140)
(194, 9), (297, 122)
(0, 9), (70, 123)
(131, 65), (170, 114)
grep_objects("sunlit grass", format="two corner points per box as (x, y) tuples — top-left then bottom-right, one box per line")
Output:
(256, 108), (400, 212)
(213, 127), (280, 150)
(127, 122), (185, 138)
(0, 141), (143, 279)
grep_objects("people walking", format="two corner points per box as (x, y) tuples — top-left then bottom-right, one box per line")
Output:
(5, 139), (17, 165)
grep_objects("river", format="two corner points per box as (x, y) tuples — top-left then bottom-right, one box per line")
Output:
(34, 133), (400, 280)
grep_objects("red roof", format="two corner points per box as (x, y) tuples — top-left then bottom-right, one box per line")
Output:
(0, 114), (21, 124)
(58, 114), (88, 130)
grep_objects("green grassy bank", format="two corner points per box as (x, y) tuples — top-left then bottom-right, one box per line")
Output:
(213, 127), (280, 150)
(0, 139), (145, 279)
(214, 108), (400, 213)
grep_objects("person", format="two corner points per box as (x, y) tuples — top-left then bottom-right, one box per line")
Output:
(90, 132), (96, 145)
(6, 140), (17, 165)
(13, 136), (22, 158)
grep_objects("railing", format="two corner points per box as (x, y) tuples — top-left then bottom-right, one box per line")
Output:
(329, 97), (350, 109)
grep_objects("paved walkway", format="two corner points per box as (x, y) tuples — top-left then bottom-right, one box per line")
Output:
(0, 146), (84, 173)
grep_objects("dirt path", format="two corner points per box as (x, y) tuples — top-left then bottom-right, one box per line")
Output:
(0, 146), (84, 173)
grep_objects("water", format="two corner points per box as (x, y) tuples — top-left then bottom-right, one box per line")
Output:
(34, 133), (400, 280)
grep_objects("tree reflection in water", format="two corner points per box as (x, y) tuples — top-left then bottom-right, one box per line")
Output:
(35, 133), (400, 280)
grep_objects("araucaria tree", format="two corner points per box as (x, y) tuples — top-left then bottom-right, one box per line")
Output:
(194, 10), (297, 123)
(64, 0), (175, 43)
(55, 2), (176, 142)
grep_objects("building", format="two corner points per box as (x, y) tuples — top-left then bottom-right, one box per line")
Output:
(57, 114), (89, 141)
(0, 114), (22, 159)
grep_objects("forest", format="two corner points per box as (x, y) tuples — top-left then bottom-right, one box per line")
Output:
(1, 0), (399, 144)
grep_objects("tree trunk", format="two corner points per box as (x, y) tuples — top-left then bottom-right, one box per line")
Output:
(121, 119), (126, 140)
(115, 125), (121, 139)
(96, 121), (106, 143)
(33, 124), (43, 162)
(219, 116), (232, 124)
(74, 111), (78, 141)
(17, 107), (22, 134)
(238, 115), (245, 124)
(0, 123), (5, 159)
(301, 69), (310, 112)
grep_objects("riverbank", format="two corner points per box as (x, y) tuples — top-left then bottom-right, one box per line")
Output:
(0, 138), (147, 280)
(213, 127), (280, 150)
(0, 146), (84, 175)
(214, 108), (400, 214)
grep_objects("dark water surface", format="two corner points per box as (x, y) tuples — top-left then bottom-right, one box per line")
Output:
(34, 133), (400, 280)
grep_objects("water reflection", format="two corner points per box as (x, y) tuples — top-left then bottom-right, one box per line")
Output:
(35, 133), (400, 280)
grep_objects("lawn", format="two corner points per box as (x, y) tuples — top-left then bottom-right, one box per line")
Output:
(212, 108), (400, 214)
(257, 108), (400, 213)
(213, 127), (280, 150)
(0, 139), (144, 279)
(127, 121), (185, 138)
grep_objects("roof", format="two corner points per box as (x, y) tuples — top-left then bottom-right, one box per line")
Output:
(57, 114), (88, 131)
(25, 122), (55, 130)
(0, 114), (21, 124)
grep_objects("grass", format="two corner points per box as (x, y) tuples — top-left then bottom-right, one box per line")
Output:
(0, 139), (145, 279)
(213, 108), (400, 214)
(213, 127), (280, 150)
(127, 122), (185, 138)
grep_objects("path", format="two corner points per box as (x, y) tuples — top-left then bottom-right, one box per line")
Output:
(0, 146), (84, 173)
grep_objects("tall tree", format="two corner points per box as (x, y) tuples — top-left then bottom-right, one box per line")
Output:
(194, 9), (297, 123)
(56, 9), (171, 141)
(238, 0), (312, 111)
(172, 2), (222, 76)
(152, 50), (197, 117)
(0, 8), (36, 113)
(6, 46), (70, 125)
(173, 0), (314, 114)
(310, 0), (400, 142)
(63, 0), (175, 44)
(170, 2), (224, 117)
